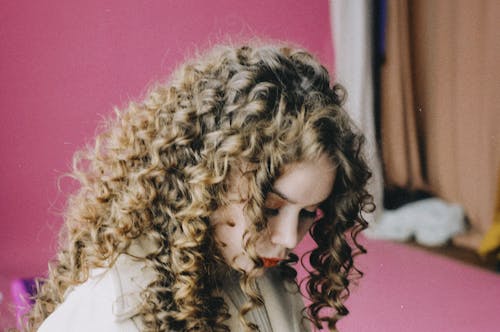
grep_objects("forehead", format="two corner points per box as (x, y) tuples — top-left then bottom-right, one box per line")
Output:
(273, 154), (336, 206)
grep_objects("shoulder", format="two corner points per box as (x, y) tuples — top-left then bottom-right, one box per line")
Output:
(37, 255), (156, 332)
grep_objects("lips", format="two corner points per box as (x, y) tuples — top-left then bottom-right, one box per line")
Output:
(261, 257), (283, 268)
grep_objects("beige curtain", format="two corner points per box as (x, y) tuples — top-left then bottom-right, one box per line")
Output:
(381, 0), (500, 250)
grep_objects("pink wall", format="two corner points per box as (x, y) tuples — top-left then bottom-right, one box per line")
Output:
(0, 0), (333, 277)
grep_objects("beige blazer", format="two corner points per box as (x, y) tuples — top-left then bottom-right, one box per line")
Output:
(37, 252), (310, 331)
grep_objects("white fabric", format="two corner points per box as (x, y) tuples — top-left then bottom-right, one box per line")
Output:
(364, 198), (467, 246)
(37, 253), (309, 332)
(330, 0), (384, 223)
(37, 256), (149, 332)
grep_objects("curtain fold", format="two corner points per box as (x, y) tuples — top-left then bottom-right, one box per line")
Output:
(380, 0), (426, 190)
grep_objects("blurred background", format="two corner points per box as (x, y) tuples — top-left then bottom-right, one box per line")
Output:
(1, 0), (499, 331)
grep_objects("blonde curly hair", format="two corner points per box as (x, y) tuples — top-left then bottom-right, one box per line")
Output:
(26, 44), (373, 331)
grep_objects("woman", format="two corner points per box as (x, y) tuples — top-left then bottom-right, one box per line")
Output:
(27, 44), (373, 331)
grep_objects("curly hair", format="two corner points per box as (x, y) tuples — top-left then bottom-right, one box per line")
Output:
(26, 44), (373, 332)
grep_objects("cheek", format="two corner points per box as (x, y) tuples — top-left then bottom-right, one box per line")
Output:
(212, 204), (247, 257)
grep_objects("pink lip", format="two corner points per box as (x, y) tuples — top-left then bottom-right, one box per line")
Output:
(261, 257), (284, 268)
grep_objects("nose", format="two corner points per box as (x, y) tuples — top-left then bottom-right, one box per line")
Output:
(269, 211), (299, 249)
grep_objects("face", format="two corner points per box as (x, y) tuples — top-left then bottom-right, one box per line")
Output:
(209, 153), (336, 273)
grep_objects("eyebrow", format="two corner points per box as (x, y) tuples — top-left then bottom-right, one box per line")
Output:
(270, 188), (297, 204)
(270, 187), (325, 210)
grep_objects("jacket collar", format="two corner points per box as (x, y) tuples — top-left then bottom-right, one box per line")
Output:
(219, 268), (310, 332)
(257, 268), (310, 332)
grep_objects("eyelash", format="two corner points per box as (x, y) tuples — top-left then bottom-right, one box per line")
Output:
(300, 209), (317, 219)
(263, 207), (280, 217)
(264, 207), (323, 221)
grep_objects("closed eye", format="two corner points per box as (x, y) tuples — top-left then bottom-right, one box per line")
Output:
(264, 207), (280, 217)
(299, 209), (317, 220)
(265, 207), (323, 221)
(302, 207), (325, 222)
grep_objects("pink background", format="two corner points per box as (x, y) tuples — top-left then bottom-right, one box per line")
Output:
(0, 0), (333, 275)
(336, 237), (500, 332)
(0, 0), (333, 327)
